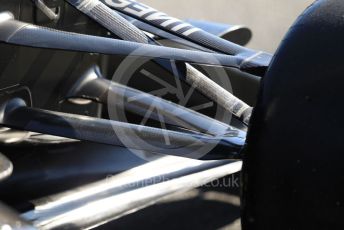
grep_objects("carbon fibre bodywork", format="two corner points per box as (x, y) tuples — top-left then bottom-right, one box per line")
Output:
(0, 1), (253, 224)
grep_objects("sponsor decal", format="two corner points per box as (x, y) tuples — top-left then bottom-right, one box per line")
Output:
(104, 0), (201, 36)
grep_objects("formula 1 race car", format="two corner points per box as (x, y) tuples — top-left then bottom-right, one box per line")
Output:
(0, 0), (343, 229)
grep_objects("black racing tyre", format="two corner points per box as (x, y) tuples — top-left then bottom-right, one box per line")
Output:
(242, 0), (344, 229)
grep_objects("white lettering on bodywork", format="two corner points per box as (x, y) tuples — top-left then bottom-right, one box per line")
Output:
(105, 0), (201, 36)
